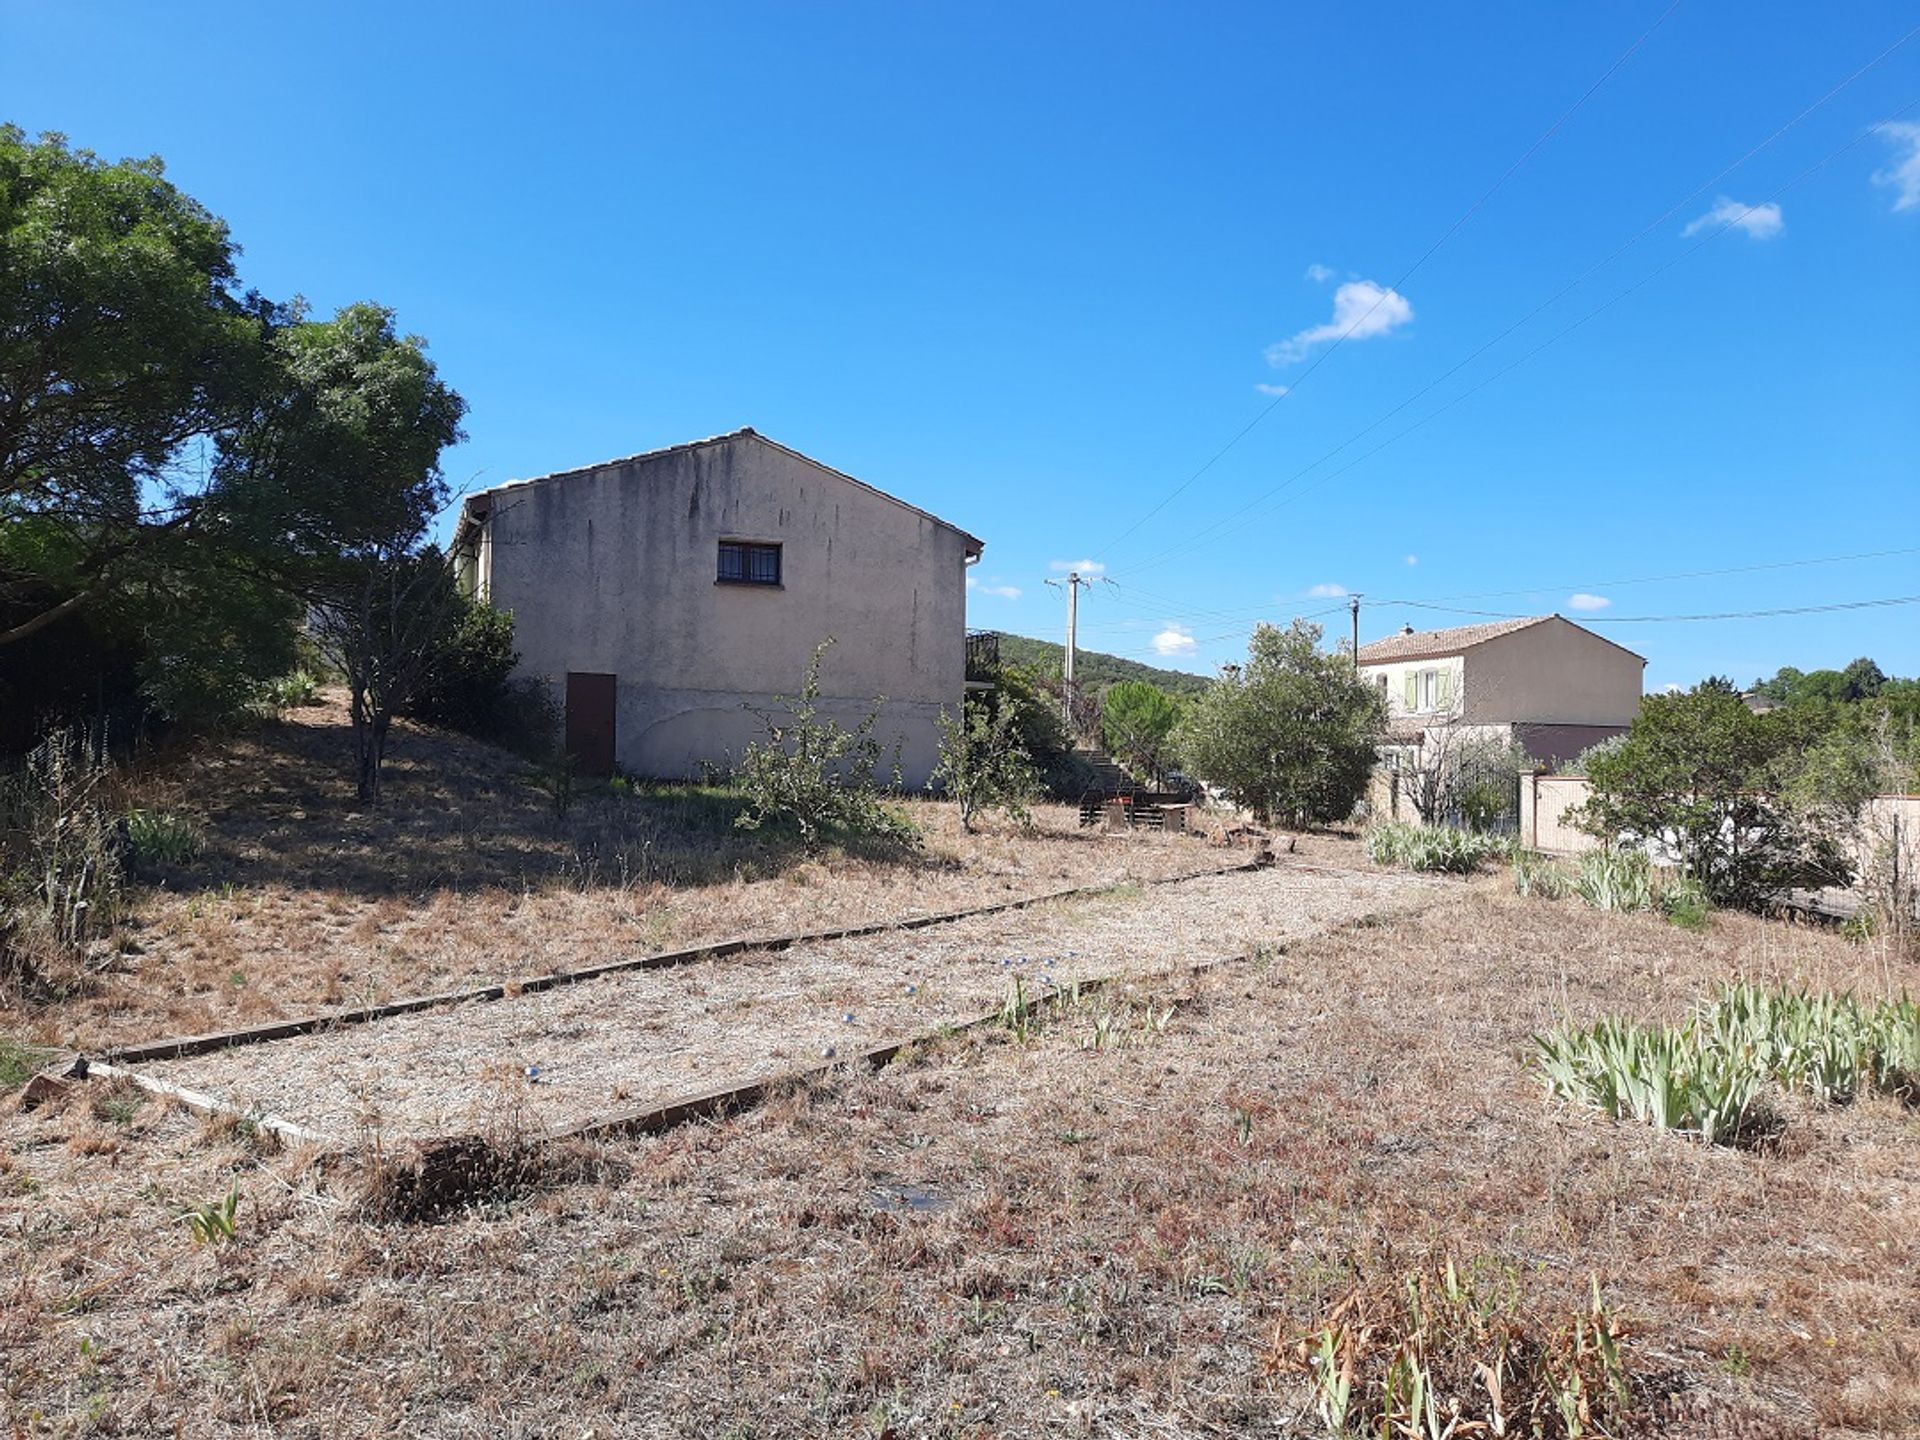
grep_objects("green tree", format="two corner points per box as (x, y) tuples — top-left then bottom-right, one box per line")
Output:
(1100, 680), (1184, 783)
(1579, 683), (1851, 909)
(220, 303), (467, 798)
(1174, 620), (1383, 828)
(0, 125), (265, 648)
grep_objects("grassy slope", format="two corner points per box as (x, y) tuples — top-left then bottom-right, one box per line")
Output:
(993, 632), (1212, 698)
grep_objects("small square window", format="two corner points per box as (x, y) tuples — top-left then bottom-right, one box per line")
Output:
(718, 540), (781, 586)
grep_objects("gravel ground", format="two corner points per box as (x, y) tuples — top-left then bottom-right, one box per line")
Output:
(136, 859), (1441, 1140)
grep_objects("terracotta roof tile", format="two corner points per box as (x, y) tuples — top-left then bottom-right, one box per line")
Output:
(1355, 616), (1551, 664)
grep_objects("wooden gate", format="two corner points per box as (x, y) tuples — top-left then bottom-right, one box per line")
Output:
(564, 672), (617, 776)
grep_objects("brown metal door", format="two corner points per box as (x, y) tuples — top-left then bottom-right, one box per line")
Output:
(564, 672), (617, 776)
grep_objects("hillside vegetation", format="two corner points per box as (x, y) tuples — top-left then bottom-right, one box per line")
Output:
(993, 633), (1211, 698)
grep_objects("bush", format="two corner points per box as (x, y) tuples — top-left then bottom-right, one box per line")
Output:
(1176, 620), (1382, 827)
(932, 697), (1041, 832)
(404, 596), (522, 737)
(975, 663), (1089, 800)
(1579, 684), (1852, 909)
(1366, 821), (1509, 874)
(1660, 873), (1712, 930)
(1534, 1015), (1762, 1145)
(734, 640), (919, 853)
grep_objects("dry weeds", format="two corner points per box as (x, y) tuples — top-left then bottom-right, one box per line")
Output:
(6, 875), (1916, 1437)
(1, 695), (1298, 1053)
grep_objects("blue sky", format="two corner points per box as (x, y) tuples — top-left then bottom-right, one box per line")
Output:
(6, 2), (1916, 690)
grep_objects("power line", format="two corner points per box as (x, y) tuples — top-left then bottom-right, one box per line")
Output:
(1383, 546), (1920, 607)
(1113, 22), (1920, 581)
(1393, 594), (1920, 624)
(1093, 0), (1684, 556)
(1119, 100), (1919, 581)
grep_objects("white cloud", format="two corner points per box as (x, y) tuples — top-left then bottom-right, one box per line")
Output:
(1405, 554), (1418, 567)
(1306, 582), (1348, 598)
(1872, 121), (1920, 211)
(1304, 262), (1335, 283)
(1567, 592), (1611, 612)
(1266, 278), (1414, 366)
(1049, 558), (1105, 577)
(1682, 196), (1783, 240)
(1254, 382), (1291, 397)
(1151, 624), (1197, 657)
(966, 575), (1021, 600)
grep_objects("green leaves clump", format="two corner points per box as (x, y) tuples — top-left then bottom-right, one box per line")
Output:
(1535, 982), (1919, 1144)
(1365, 821), (1510, 874)
(1175, 620), (1382, 828)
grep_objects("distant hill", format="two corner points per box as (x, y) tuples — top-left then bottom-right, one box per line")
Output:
(992, 633), (1212, 698)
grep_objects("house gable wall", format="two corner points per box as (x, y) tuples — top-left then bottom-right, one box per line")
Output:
(1462, 617), (1643, 726)
(480, 435), (970, 786)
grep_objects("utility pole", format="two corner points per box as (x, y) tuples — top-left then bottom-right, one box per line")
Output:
(1350, 593), (1363, 674)
(1046, 570), (1093, 729)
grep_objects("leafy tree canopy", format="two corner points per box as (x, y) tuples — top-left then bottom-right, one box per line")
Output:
(1173, 620), (1382, 827)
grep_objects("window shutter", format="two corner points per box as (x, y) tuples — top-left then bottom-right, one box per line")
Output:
(1437, 670), (1453, 708)
(1403, 672), (1417, 710)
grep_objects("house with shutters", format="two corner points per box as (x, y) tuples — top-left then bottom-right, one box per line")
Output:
(1355, 614), (1645, 771)
(450, 429), (983, 788)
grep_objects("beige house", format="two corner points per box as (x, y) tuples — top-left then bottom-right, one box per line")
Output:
(452, 429), (982, 786)
(1356, 615), (1645, 769)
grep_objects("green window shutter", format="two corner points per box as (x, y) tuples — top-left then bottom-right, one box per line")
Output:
(1403, 672), (1417, 710)
(1437, 670), (1453, 708)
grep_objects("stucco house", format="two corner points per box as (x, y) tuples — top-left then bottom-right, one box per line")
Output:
(1356, 614), (1645, 770)
(451, 429), (982, 787)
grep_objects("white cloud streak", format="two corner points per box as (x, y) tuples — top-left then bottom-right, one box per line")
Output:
(1266, 278), (1414, 366)
(1682, 196), (1783, 240)
(966, 575), (1021, 600)
(1151, 624), (1196, 656)
(1049, 559), (1104, 577)
(1306, 582), (1348, 598)
(1872, 121), (1920, 211)
(1254, 382), (1290, 397)
(1567, 593), (1611, 612)
(1304, 262), (1335, 283)
(1405, 554), (1418, 567)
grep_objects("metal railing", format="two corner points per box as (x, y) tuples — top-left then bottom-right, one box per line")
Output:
(965, 629), (1000, 682)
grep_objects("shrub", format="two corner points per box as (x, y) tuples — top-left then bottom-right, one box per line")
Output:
(1365, 821), (1509, 874)
(1100, 680), (1185, 784)
(1578, 683), (1853, 909)
(1176, 620), (1382, 827)
(1660, 873), (1712, 930)
(932, 696), (1040, 832)
(125, 809), (202, 869)
(734, 640), (919, 854)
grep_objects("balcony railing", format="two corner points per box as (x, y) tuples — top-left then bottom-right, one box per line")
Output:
(965, 629), (1000, 683)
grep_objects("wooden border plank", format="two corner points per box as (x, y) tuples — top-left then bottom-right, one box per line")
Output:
(74, 1056), (335, 1146)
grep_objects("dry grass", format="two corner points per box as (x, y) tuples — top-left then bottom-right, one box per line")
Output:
(1, 693), (1288, 1053)
(5, 873), (1917, 1437)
